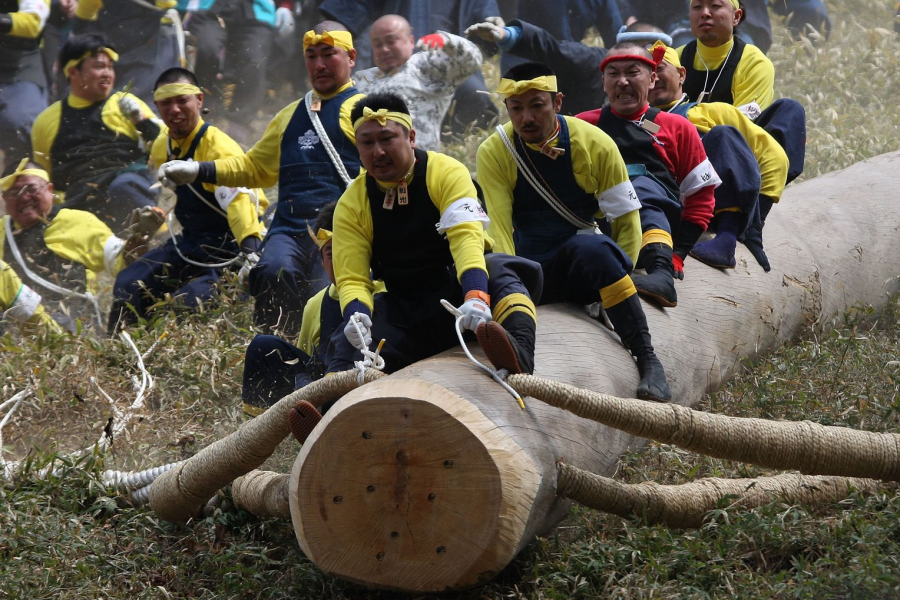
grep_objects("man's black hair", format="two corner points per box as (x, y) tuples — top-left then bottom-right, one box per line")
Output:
(501, 61), (555, 82)
(312, 200), (337, 235)
(154, 67), (200, 90)
(350, 92), (411, 131)
(59, 33), (116, 75)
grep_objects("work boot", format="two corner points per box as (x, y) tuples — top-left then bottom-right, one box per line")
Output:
(475, 312), (536, 375)
(631, 243), (677, 308)
(690, 211), (741, 269)
(289, 400), (322, 444)
(605, 294), (671, 402)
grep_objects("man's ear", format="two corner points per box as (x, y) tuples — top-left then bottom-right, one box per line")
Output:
(409, 127), (417, 148)
(553, 92), (564, 114)
(733, 8), (743, 27)
(347, 47), (357, 68)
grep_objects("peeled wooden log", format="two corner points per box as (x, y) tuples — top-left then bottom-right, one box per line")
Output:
(287, 153), (900, 592)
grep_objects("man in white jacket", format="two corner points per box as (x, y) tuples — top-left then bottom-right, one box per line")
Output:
(353, 14), (482, 151)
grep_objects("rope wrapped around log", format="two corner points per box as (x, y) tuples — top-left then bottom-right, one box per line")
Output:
(556, 462), (884, 528)
(149, 368), (384, 522)
(509, 375), (900, 482)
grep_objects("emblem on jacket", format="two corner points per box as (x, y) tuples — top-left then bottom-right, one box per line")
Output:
(298, 129), (320, 150)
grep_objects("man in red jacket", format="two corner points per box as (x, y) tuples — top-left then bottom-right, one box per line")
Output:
(577, 42), (720, 308)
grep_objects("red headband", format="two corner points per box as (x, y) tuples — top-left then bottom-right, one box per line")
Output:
(600, 45), (667, 72)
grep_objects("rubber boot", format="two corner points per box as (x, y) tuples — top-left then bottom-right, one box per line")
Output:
(739, 196), (775, 272)
(475, 311), (536, 375)
(605, 294), (672, 402)
(690, 211), (742, 269)
(631, 243), (678, 308)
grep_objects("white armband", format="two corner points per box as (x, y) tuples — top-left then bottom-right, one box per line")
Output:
(104, 235), (126, 272)
(214, 186), (255, 212)
(737, 101), (762, 121)
(679, 158), (721, 201)
(6, 283), (42, 322)
(435, 197), (490, 234)
(597, 180), (642, 222)
(19, 0), (50, 28)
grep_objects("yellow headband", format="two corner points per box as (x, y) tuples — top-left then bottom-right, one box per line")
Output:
(729, 0), (740, 8)
(652, 40), (681, 68)
(496, 75), (558, 99)
(0, 159), (49, 192)
(307, 224), (333, 249)
(63, 47), (120, 78)
(154, 82), (203, 101)
(353, 106), (413, 133)
(303, 29), (354, 52)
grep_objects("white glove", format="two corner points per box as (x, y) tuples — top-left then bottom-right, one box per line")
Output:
(458, 297), (492, 332)
(118, 94), (143, 123)
(238, 251), (260, 289)
(344, 312), (373, 350)
(465, 17), (507, 43)
(275, 6), (294, 37)
(157, 160), (200, 190)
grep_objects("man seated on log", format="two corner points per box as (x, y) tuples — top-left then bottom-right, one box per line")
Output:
(577, 42), (720, 309)
(242, 201), (350, 418)
(648, 41), (789, 272)
(0, 159), (160, 333)
(30, 33), (161, 231)
(109, 67), (269, 333)
(476, 62), (671, 403)
(156, 22), (364, 338)
(678, 0), (806, 195)
(329, 92), (541, 382)
(353, 14), (483, 152)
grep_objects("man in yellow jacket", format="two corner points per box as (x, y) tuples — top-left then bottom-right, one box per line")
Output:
(1, 159), (160, 332)
(651, 41), (789, 272)
(31, 33), (161, 230)
(109, 67), (267, 331)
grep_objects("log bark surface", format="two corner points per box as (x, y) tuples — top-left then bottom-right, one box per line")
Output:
(289, 153), (900, 592)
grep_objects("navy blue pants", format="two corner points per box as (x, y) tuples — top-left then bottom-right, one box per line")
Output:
(702, 125), (762, 234)
(328, 254), (540, 374)
(631, 175), (682, 236)
(538, 234), (633, 306)
(755, 98), (806, 184)
(249, 231), (329, 336)
(242, 334), (313, 410)
(0, 82), (47, 173)
(112, 237), (230, 326)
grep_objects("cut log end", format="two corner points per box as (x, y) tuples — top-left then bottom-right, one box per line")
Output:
(288, 379), (540, 592)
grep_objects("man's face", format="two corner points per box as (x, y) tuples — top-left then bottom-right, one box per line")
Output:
(2, 174), (55, 229)
(320, 240), (335, 285)
(305, 43), (356, 95)
(370, 18), (415, 72)
(69, 52), (116, 102)
(155, 90), (203, 140)
(504, 89), (563, 144)
(602, 54), (656, 116)
(649, 61), (685, 107)
(690, 0), (742, 46)
(355, 119), (416, 182)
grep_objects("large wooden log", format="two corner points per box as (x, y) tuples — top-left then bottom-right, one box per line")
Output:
(287, 153), (900, 592)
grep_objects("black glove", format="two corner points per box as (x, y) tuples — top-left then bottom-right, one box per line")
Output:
(741, 224), (771, 272)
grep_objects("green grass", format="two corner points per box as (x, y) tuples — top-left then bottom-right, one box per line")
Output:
(3, 1), (900, 598)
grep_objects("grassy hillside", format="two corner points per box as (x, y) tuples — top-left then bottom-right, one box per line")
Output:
(2, 1), (900, 598)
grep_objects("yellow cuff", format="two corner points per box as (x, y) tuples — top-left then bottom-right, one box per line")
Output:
(242, 403), (268, 418)
(600, 275), (637, 308)
(492, 292), (536, 325)
(714, 207), (742, 215)
(641, 228), (673, 248)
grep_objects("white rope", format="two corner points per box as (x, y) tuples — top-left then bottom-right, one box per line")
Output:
(305, 90), (354, 187)
(348, 313), (385, 384)
(4, 217), (103, 328)
(0, 389), (33, 480)
(439, 299), (525, 409)
(167, 212), (243, 269)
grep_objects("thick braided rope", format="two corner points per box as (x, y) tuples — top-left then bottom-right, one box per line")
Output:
(150, 368), (384, 522)
(231, 470), (291, 519)
(557, 462), (884, 529)
(509, 375), (900, 481)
